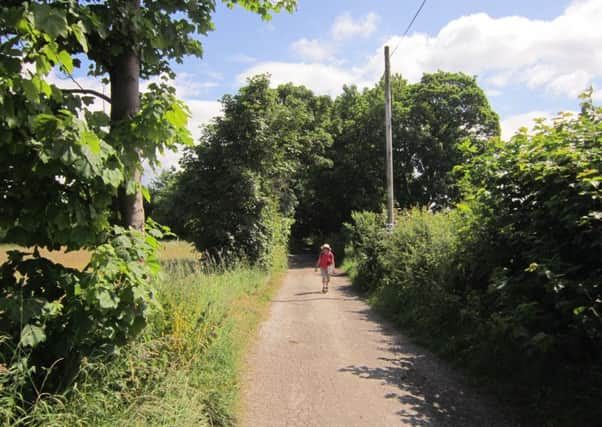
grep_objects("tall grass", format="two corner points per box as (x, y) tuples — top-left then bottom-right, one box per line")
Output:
(2, 244), (285, 426)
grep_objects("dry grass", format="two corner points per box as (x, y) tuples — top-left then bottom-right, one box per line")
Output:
(0, 240), (199, 270)
(156, 240), (199, 262)
(232, 271), (286, 422)
(0, 244), (91, 270)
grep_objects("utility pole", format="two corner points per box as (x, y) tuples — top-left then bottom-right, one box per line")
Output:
(384, 46), (394, 227)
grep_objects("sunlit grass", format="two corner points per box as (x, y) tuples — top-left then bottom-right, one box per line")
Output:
(8, 247), (286, 426)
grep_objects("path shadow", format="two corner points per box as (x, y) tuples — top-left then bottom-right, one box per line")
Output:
(295, 291), (323, 296)
(272, 296), (357, 303)
(336, 289), (514, 426)
(288, 254), (315, 269)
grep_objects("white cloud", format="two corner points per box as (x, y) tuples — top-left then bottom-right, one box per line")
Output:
(291, 38), (335, 62)
(186, 100), (223, 142)
(237, 62), (370, 97)
(373, 0), (602, 98)
(593, 86), (602, 102)
(500, 110), (553, 140)
(331, 12), (379, 41)
(485, 88), (502, 97)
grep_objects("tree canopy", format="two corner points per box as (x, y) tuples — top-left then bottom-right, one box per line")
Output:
(306, 71), (499, 237)
(150, 71), (499, 257)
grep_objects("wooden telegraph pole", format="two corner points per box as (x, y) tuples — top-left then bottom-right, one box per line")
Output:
(384, 46), (394, 227)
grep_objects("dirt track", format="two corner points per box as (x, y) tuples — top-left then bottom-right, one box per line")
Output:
(241, 256), (513, 426)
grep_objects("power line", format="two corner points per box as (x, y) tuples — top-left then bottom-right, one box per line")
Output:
(390, 0), (427, 57)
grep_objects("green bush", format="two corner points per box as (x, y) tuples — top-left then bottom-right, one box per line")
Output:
(380, 209), (463, 338)
(343, 211), (387, 292)
(456, 96), (602, 362)
(0, 223), (165, 422)
(344, 96), (602, 424)
(345, 209), (464, 345)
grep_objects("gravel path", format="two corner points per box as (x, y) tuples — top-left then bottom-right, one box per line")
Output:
(241, 257), (514, 426)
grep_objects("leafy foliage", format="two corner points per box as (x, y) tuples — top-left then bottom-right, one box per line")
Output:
(1, 253), (279, 426)
(1, 3), (296, 418)
(0, 3), (122, 248)
(159, 75), (331, 264)
(306, 71), (499, 238)
(456, 95), (602, 361)
(0, 223), (166, 410)
(344, 96), (602, 424)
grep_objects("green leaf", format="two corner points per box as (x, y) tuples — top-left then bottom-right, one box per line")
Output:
(97, 290), (119, 309)
(141, 186), (151, 202)
(86, 111), (111, 128)
(36, 53), (53, 75)
(57, 50), (73, 74)
(132, 285), (148, 301)
(20, 324), (47, 348)
(81, 130), (101, 155)
(72, 21), (89, 52)
(165, 106), (188, 128)
(21, 79), (40, 102)
(101, 168), (124, 187)
(32, 4), (69, 39)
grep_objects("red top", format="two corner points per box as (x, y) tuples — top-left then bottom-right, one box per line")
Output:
(318, 252), (334, 269)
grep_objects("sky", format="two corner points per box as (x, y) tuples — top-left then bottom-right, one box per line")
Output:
(50, 0), (602, 182)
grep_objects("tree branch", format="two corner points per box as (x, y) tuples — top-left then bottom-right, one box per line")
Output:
(61, 88), (112, 104)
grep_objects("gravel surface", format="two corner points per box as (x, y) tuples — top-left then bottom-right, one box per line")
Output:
(241, 257), (515, 426)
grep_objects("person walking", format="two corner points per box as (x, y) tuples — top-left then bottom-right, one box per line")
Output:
(315, 243), (335, 293)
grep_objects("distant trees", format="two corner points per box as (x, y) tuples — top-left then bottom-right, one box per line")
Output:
(300, 71), (499, 237)
(151, 71), (499, 257)
(157, 75), (332, 263)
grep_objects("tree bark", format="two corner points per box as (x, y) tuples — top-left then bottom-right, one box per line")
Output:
(110, 46), (145, 232)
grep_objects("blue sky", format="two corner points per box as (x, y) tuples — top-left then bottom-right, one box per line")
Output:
(166, 0), (601, 147)
(53, 1), (601, 178)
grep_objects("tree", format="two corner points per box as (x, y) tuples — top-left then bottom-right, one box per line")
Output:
(399, 71), (500, 207)
(305, 72), (499, 238)
(170, 75), (332, 262)
(1, 0), (296, 239)
(0, 0), (296, 407)
(305, 83), (391, 236)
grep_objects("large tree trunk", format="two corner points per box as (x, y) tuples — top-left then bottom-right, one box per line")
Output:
(109, 10), (144, 232)
(110, 52), (144, 231)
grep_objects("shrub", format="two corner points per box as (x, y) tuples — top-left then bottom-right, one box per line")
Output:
(456, 96), (602, 363)
(344, 96), (602, 424)
(343, 211), (387, 292)
(0, 223), (165, 421)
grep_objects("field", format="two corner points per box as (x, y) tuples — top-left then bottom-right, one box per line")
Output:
(0, 240), (198, 269)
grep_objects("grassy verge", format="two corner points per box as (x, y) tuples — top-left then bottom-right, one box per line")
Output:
(7, 244), (284, 426)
